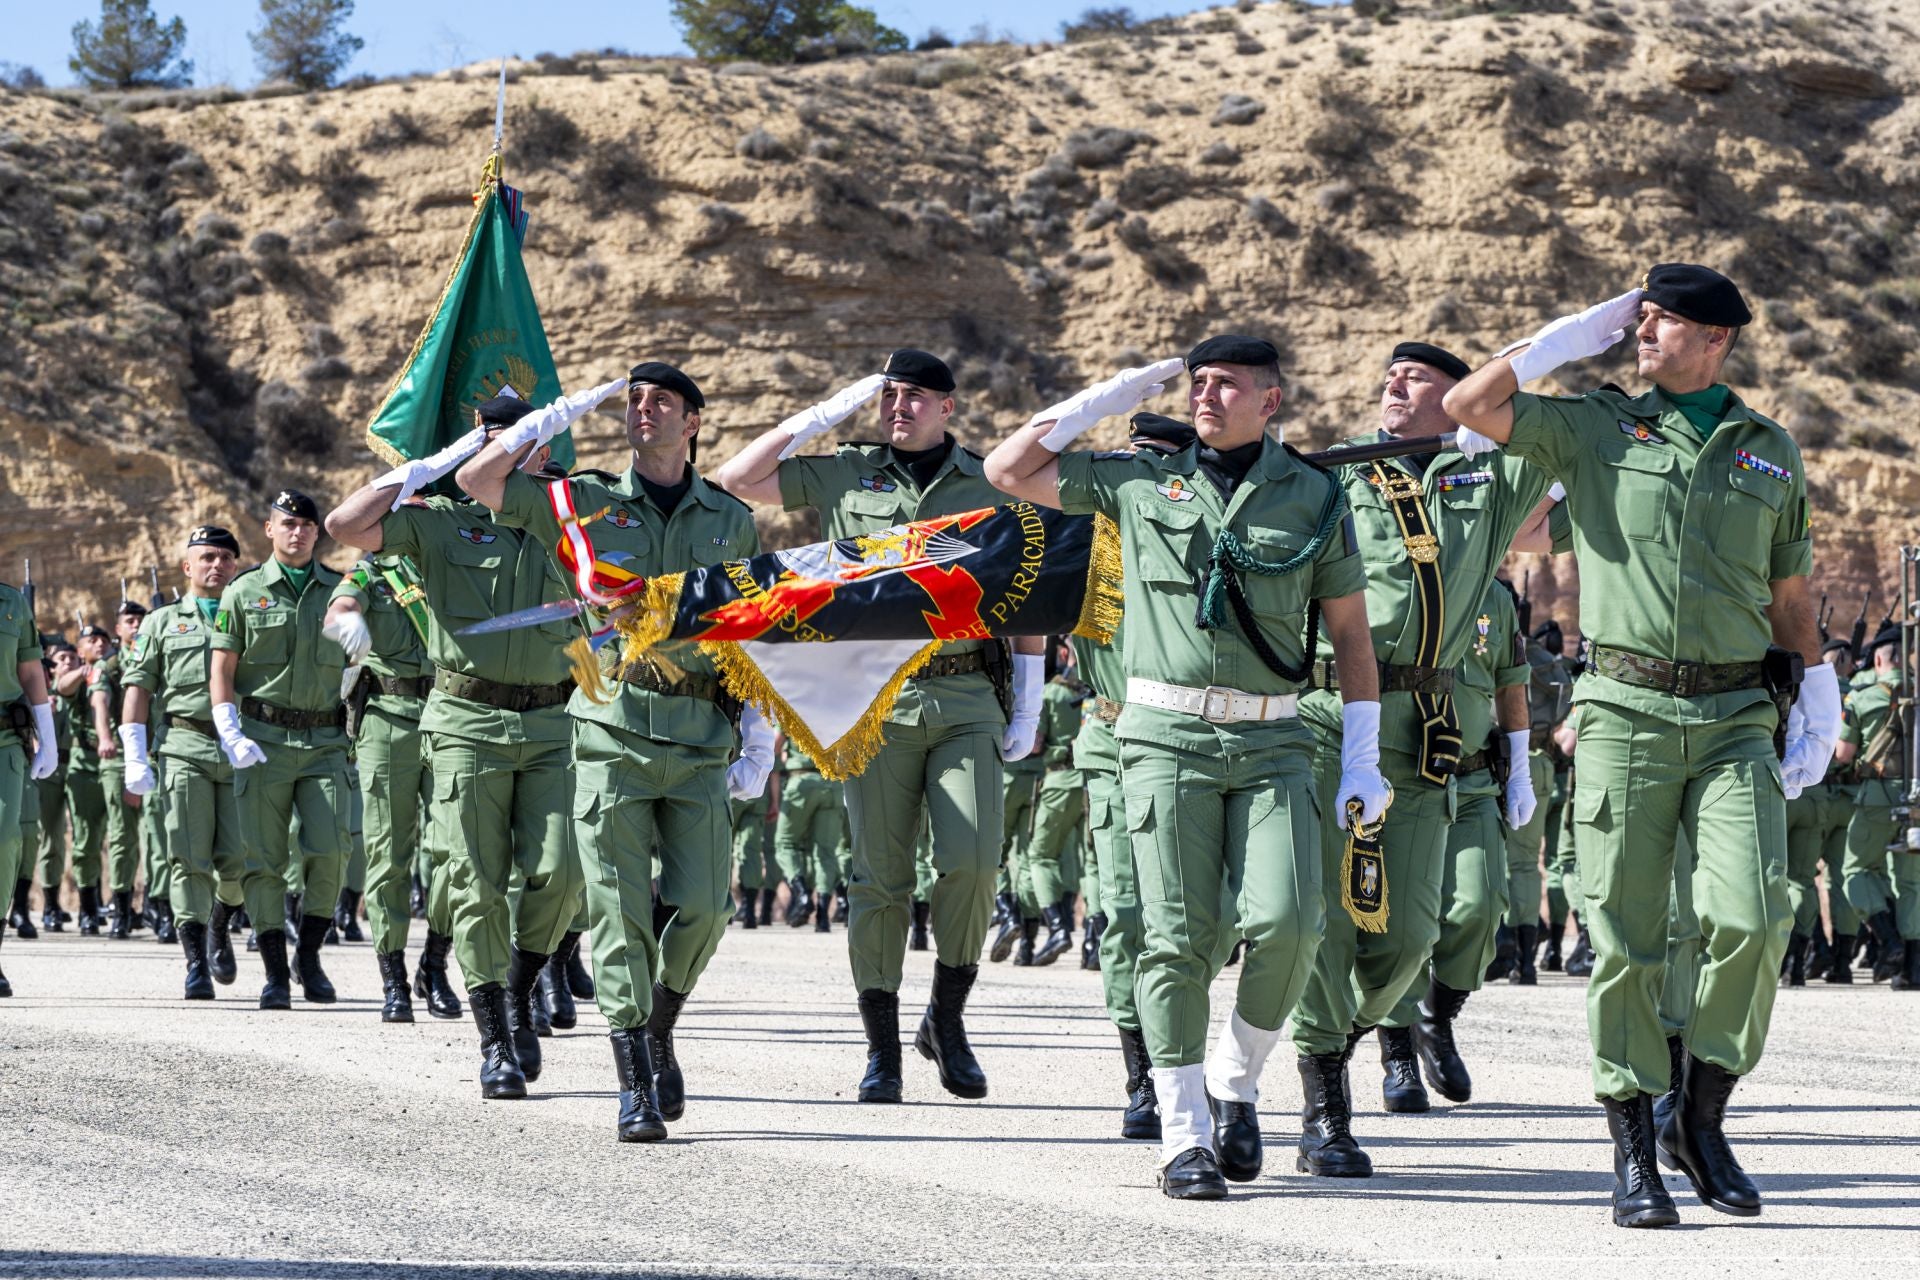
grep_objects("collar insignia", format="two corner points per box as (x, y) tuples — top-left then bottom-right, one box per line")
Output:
(1618, 420), (1668, 446)
(1734, 449), (1792, 482)
(456, 527), (498, 544)
(858, 475), (898, 494)
(1156, 478), (1197, 502)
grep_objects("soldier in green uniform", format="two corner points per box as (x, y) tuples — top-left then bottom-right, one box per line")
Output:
(0, 577), (57, 996)
(1521, 619), (1576, 972)
(120, 526), (250, 998)
(988, 737), (1046, 962)
(208, 490), (352, 1010)
(775, 738), (846, 933)
(1377, 577), (1533, 1111)
(31, 643), (76, 932)
(91, 603), (150, 938)
(1022, 639), (1089, 966)
(987, 337), (1386, 1200)
(729, 793), (774, 930)
(463, 364), (770, 1142)
(1448, 265), (1828, 1226)
(1834, 625), (1917, 987)
(57, 629), (112, 936)
(323, 554), (463, 1021)
(328, 395), (587, 1100)
(718, 350), (1046, 1106)
(1781, 637), (1857, 984)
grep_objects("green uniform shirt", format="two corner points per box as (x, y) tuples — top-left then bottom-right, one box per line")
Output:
(1038, 677), (1084, 774)
(331, 556), (431, 717)
(498, 464), (760, 755)
(779, 437), (1009, 730)
(1506, 385), (1813, 726)
(210, 557), (348, 746)
(380, 497), (576, 745)
(1455, 582), (1528, 755)
(0, 586), (41, 748)
(87, 654), (124, 732)
(1839, 668), (1900, 759)
(124, 598), (222, 765)
(1058, 435), (1367, 754)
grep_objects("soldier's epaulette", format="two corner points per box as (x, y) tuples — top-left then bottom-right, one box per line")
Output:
(836, 440), (887, 455)
(241, 562), (264, 574)
(707, 485), (753, 516)
(568, 467), (622, 484)
(1091, 450), (1135, 461)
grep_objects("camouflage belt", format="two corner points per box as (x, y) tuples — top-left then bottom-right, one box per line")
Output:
(1094, 696), (1122, 725)
(374, 674), (431, 699)
(909, 651), (987, 680)
(433, 668), (573, 712)
(240, 697), (345, 731)
(166, 714), (215, 738)
(1586, 647), (1764, 697)
(1309, 660), (1454, 696)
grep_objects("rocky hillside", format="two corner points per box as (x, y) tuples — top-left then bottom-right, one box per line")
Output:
(3, 0), (1917, 636)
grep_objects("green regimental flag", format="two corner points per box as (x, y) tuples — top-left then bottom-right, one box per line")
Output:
(364, 158), (572, 468)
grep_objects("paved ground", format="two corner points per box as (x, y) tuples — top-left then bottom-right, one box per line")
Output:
(2, 923), (1916, 1279)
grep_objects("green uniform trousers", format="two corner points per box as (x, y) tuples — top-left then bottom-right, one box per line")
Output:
(140, 780), (172, 901)
(429, 732), (578, 991)
(573, 719), (729, 1029)
(1000, 766), (1041, 916)
(160, 751), (247, 927)
(99, 759), (141, 894)
(0, 744), (24, 918)
(1843, 779), (1920, 940)
(844, 721), (1002, 994)
(359, 705), (435, 953)
(1027, 768), (1084, 908)
(1569, 702), (1788, 1100)
(776, 771), (845, 896)
(1291, 745), (1451, 1057)
(1124, 737), (1322, 1066)
(1078, 819), (1101, 916)
(1386, 777), (1506, 1030)
(236, 741), (350, 934)
(732, 797), (772, 890)
(344, 779), (366, 894)
(1786, 781), (1854, 937)
(1544, 763), (1573, 928)
(64, 762), (108, 894)
(1659, 832), (1700, 1040)
(1504, 751), (1552, 927)
(32, 763), (69, 902)
(1086, 761), (1142, 1030)
(912, 819), (933, 903)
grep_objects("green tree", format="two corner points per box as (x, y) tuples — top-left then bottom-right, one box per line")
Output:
(249, 0), (365, 90)
(69, 0), (193, 90)
(671, 0), (904, 62)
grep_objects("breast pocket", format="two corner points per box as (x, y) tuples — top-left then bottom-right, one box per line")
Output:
(1238, 523), (1312, 625)
(1600, 447), (1675, 542)
(1131, 499), (1205, 591)
(1438, 479), (1491, 534)
(441, 548), (504, 620)
(1721, 467), (1786, 573)
(840, 494), (905, 534)
(162, 635), (206, 688)
(246, 611), (294, 664)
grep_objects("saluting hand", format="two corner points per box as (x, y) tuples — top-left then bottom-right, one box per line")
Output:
(1501, 288), (1645, 387)
(776, 374), (888, 460)
(1031, 358), (1186, 452)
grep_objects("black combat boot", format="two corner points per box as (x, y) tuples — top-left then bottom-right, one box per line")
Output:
(109, 889), (133, 940)
(1603, 1094), (1680, 1227)
(987, 903), (1021, 963)
(915, 961), (988, 1099)
(1296, 1036), (1371, 1177)
(857, 988), (904, 1103)
(284, 893), (301, 935)
(1483, 924), (1516, 982)
(1118, 1028), (1160, 1139)
(1565, 914), (1595, 977)
(409, 871), (428, 920)
(505, 948), (549, 1082)
(646, 982), (691, 1120)
(1657, 1056), (1761, 1216)
(295, 914), (337, 1003)
(78, 885), (101, 936)
(1805, 928), (1832, 981)
(1781, 933), (1809, 987)
(1894, 942), (1920, 991)
(989, 890), (1011, 929)
(1543, 918), (1563, 971)
(1824, 934), (1855, 983)
(207, 902), (237, 984)
(1082, 912), (1107, 970)
(757, 886), (775, 928)
(610, 1028), (667, 1141)
(814, 893), (832, 933)
(177, 921), (214, 1000)
(377, 951), (414, 1023)
(8, 879), (34, 939)
(0, 932), (10, 996)
(1225, 939), (1247, 967)
(544, 932), (582, 1029)
(257, 930), (293, 1010)
(833, 881), (849, 923)
(784, 876), (812, 927)
(1207, 1091), (1263, 1184)
(470, 985), (527, 1100)
(564, 932), (595, 999)
(1012, 917), (1039, 966)
(531, 973), (553, 1038)
(732, 886), (757, 929)
(1033, 900), (1073, 966)
(1652, 1035), (1686, 1135)
(1378, 1026), (1430, 1113)
(1509, 925), (1539, 985)
(334, 889), (365, 943)
(152, 896), (176, 944)
(414, 931), (463, 1018)
(908, 899), (931, 951)
(1158, 1148), (1228, 1200)
(1414, 977), (1473, 1103)
(1868, 910), (1906, 983)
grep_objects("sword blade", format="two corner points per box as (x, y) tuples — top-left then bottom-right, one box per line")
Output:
(453, 599), (583, 636)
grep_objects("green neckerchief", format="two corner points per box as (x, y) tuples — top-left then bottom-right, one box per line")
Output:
(279, 560), (313, 596)
(1667, 384), (1732, 435)
(192, 596), (219, 624)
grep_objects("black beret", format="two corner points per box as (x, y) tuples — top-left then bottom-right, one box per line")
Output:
(1128, 412), (1197, 451)
(1642, 263), (1752, 328)
(476, 393), (535, 427)
(628, 362), (705, 410)
(1868, 623), (1902, 654)
(1186, 334), (1279, 370)
(188, 525), (240, 554)
(1388, 341), (1469, 382)
(1820, 636), (1855, 658)
(1533, 619), (1564, 644)
(116, 599), (149, 618)
(79, 623), (112, 640)
(880, 349), (955, 394)
(270, 489), (319, 522)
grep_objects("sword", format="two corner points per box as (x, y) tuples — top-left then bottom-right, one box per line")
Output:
(452, 598), (585, 636)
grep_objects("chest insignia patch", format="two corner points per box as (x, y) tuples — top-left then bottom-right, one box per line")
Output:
(1734, 449), (1792, 482)
(1474, 613), (1491, 656)
(609, 508), (640, 528)
(456, 527), (498, 545)
(1618, 420), (1668, 446)
(1437, 470), (1493, 492)
(171, 622), (194, 635)
(858, 475), (898, 494)
(1156, 478), (1197, 503)
(253, 595), (274, 610)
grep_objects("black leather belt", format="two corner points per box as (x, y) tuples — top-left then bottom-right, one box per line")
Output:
(909, 651), (987, 680)
(375, 674), (431, 699)
(618, 662), (722, 701)
(1455, 748), (1491, 775)
(167, 714), (215, 738)
(433, 668), (572, 712)
(1309, 660), (1455, 696)
(1586, 647), (1764, 697)
(241, 697), (345, 731)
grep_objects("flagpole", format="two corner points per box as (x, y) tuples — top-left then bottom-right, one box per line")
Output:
(1303, 431), (1457, 467)
(492, 58), (507, 157)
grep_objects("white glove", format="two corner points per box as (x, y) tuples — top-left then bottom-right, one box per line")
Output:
(1547, 481), (1566, 502)
(119, 723), (156, 796)
(497, 377), (628, 456)
(999, 654), (1045, 761)
(776, 374), (887, 461)
(322, 608), (373, 664)
(28, 702), (58, 780)
(1780, 662), (1842, 794)
(1336, 699), (1392, 829)
(1033, 358), (1186, 452)
(1454, 426), (1499, 459)
(726, 705), (776, 801)
(372, 425), (487, 511)
(1500, 288), (1644, 387)
(212, 702), (266, 770)
(1503, 729), (1537, 828)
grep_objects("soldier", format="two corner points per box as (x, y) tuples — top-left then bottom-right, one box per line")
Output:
(988, 725), (1046, 963)
(775, 737), (846, 934)
(1022, 638), (1089, 967)
(327, 395), (587, 1100)
(1834, 624), (1916, 987)
(0, 577), (57, 996)
(120, 527), (251, 998)
(91, 602), (150, 939)
(717, 351), (1046, 1106)
(1524, 620), (1577, 971)
(729, 792), (773, 931)
(32, 642), (76, 932)
(461, 364), (771, 1142)
(322, 554), (462, 1022)
(1448, 265), (1828, 1226)
(1376, 577), (1533, 1112)
(986, 337), (1387, 1200)
(1781, 637), (1857, 985)
(57, 627), (113, 936)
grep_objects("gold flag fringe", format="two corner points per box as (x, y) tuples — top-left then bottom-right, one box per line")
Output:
(1070, 512), (1124, 644)
(565, 635), (612, 706)
(609, 573), (685, 661)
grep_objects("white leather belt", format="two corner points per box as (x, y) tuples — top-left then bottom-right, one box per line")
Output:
(1126, 678), (1298, 725)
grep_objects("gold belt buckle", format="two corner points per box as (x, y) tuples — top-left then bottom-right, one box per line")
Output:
(1404, 533), (1440, 564)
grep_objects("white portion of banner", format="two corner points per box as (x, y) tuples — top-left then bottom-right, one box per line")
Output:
(742, 638), (929, 753)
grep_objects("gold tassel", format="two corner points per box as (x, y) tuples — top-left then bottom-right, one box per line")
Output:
(703, 638), (941, 782)
(1071, 512), (1125, 644)
(565, 635), (612, 706)
(610, 572), (684, 661)
(1339, 799), (1391, 933)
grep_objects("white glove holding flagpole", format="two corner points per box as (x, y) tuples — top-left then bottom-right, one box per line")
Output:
(727, 704), (776, 801)
(119, 723), (156, 796)
(496, 377), (629, 456)
(1033, 358), (1186, 452)
(777, 375), (888, 460)
(372, 426), (488, 511)
(1500, 289), (1645, 387)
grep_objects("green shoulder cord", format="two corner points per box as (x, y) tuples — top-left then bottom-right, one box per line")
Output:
(1192, 468), (1344, 683)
